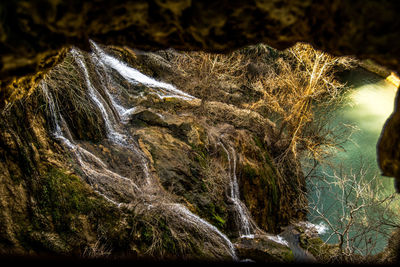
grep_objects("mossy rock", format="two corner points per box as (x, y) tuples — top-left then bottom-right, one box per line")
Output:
(23, 166), (125, 254)
(36, 168), (100, 222)
(201, 202), (227, 230)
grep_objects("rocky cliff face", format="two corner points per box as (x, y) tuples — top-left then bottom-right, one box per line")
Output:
(0, 43), (310, 261)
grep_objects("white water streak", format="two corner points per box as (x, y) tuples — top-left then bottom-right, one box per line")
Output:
(219, 141), (253, 237)
(40, 81), (141, 206)
(91, 52), (137, 123)
(90, 41), (196, 101)
(267, 235), (289, 247)
(72, 48), (153, 185)
(170, 203), (238, 260)
(71, 49), (129, 147)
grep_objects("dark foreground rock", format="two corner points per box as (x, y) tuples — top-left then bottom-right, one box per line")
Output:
(234, 235), (294, 263)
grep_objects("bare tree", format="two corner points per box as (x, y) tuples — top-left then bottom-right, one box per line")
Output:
(249, 43), (356, 165)
(307, 164), (400, 263)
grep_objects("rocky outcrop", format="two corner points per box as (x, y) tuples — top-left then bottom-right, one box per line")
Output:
(0, 92), (126, 257)
(0, 43), (309, 261)
(234, 221), (339, 263)
(378, 90), (400, 191)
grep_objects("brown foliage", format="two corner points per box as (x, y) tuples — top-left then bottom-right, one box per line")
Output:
(248, 43), (356, 164)
(172, 43), (356, 166)
(171, 50), (250, 109)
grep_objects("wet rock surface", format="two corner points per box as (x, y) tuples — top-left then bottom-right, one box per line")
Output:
(234, 235), (294, 263)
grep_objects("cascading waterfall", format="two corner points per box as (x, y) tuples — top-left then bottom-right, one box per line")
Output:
(218, 139), (293, 253)
(218, 139), (291, 246)
(90, 49), (137, 122)
(41, 81), (141, 207)
(40, 43), (238, 260)
(71, 48), (129, 147)
(218, 140), (256, 238)
(71, 48), (155, 186)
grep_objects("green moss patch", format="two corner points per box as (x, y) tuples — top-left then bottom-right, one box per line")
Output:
(36, 167), (98, 230)
(202, 203), (227, 229)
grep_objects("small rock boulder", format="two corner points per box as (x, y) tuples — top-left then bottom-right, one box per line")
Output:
(234, 234), (294, 263)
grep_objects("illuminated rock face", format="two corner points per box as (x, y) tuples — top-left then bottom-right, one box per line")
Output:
(1, 1), (400, 193)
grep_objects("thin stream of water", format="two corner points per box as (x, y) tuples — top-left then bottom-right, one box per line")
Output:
(90, 41), (196, 101)
(218, 140), (254, 238)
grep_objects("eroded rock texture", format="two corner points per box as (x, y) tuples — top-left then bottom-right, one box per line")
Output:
(378, 89), (400, 188)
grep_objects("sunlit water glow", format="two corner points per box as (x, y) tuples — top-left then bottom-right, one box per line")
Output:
(336, 78), (397, 193)
(347, 81), (397, 132)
